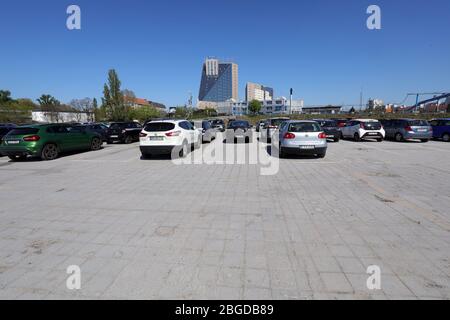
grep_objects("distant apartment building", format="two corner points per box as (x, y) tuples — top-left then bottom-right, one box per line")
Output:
(245, 82), (274, 102)
(216, 97), (303, 116)
(198, 58), (238, 108)
(302, 105), (342, 115)
(126, 97), (166, 111)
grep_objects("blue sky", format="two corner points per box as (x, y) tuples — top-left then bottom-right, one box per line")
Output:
(0, 0), (449, 107)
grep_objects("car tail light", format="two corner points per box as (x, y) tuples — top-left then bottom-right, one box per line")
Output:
(318, 132), (327, 139)
(405, 126), (413, 132)
(139, 132), (147, 137)
(284, 132), (295, 139)
(23, 135), (40, 142)
(165, 131), (181, 137)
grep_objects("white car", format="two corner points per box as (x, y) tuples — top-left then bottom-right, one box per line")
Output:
(341, 119), (385, 142)
(139, 120), (201, 158)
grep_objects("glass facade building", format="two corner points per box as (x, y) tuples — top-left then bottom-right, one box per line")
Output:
(198, 59), (238, 103)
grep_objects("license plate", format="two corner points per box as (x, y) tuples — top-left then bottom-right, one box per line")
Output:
(7, 140), (19, 144)
(368, 132), (378, 135)
(300, 145), (315, 149)
(326, 135), (334, 138)
(110, 135), (118, 138)
(149, 136), (164, 141)
(418, 129), (427, 132)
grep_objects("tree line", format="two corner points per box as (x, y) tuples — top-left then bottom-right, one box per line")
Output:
(0, 69), (163, 124)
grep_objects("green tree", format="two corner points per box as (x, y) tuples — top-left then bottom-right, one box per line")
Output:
(0, 90), (13, 105)
(102, 69), (126, 121)
(37, 94), (59, 106)
(128, 106), (162, 122)
(248, 99), (262, 115)
(37, 94), (61, 123)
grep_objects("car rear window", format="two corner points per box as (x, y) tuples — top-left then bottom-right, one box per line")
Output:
(7, 128), (39, 135)
(289, 123), (321, 132)
(229, 121), (249, 127)
(408, 120), (429, 126)
(363, 122), (382, 130)
(144, 122), (175, 132)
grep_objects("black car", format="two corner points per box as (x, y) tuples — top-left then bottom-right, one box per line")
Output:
(0, 124), (17, 156)
(82, 123), (109, 141)
(106, 122), (142, 144)
(313, 119), (341, 142)
(209, 119), (225, 132)
(226, 120), (252, 143)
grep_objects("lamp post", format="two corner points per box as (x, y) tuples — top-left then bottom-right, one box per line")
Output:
(290, 88), (293, 115)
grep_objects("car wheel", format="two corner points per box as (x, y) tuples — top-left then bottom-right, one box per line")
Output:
(41, 144), (59, 161)
(442, 133), (450, 142)
(377, 138), (383, 142)
(141, 153), (150, 159)
(353, 133), (360, 142)
(179, 141), (188, 158)
(195, 138), (201, 149)
(334, 137), (340, 142)
(8, 155), (27, 162)
(106, 140), (113, 144)
(420, 139), (429, 143)
(90, 137), (102, 151)
(395, 133), (403, 142)
(317, 153), (326, 158)
(278, 143), (285, 158)
(124, 135), (133, 144)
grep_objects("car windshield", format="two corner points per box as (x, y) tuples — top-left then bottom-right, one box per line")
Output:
(144, 122), (175, 132)
(0, 128), (12, 135)
(229, 121), (249, 128)
(271, 119), (289, 127)
(408, 120), (429, 126)
(7, 128), (39, 136)
(109, 123), (125, 129)
(289, 123), (321, 132)
(317, 120), (337, 127)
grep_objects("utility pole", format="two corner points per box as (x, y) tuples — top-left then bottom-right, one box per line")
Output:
(360, 88), (363, 111)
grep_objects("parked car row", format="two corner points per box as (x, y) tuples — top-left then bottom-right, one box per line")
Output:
(1, 118), (449, 161)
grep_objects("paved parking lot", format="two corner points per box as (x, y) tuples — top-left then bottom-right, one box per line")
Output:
(0, 132), (449, 300)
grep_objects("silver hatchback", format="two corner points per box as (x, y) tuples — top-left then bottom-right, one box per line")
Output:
(277, 120), (328, 158)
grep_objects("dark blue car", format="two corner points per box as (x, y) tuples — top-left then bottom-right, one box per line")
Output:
(430, 119), (450, 142)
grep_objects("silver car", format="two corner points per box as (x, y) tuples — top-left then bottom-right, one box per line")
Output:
(278, 120), (328, 158)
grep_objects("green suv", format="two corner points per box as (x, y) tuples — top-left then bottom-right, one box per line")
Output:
(0, 124), (103, 161)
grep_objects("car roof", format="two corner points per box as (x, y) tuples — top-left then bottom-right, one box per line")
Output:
(355, 119), (379, 122)
(147, 119), (187, 123)
(285, 120), (318, 123)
